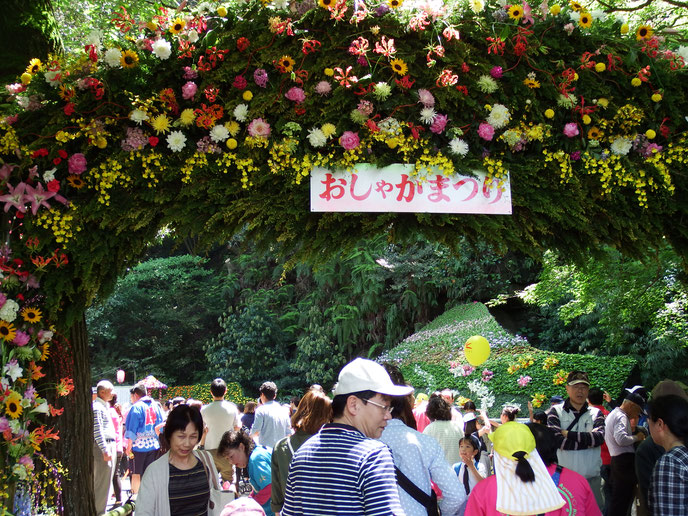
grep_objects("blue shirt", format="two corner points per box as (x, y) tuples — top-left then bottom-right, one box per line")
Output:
(124, 397), (163, 452)
(249, 446), (274, 516)
(282, 423), (404, 515)
(250, 400), (291, 449)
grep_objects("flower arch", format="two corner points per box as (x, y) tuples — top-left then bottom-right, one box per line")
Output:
(1, 0), (688, 511)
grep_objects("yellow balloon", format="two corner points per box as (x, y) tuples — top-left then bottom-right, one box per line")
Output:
(464, 335), (490, 366)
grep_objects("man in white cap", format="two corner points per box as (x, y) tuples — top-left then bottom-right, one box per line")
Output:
(281, 358), (412, 515)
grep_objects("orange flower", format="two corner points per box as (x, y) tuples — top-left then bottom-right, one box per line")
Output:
(49, 404), (64, 417)
(29, 361), (46, 381)
(56, 377), (74, 397)
(30, 426), (60, 451)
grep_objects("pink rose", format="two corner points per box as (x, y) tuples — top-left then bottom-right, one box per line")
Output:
(478, 122), (495, 141)
(563, 122), (579, 137)
(430, 114), (448, 134)
(285, 87), (306, 104)
(68, 153), (87, 175)
(13, 331), (30, 347)
(181, 81), (197, 100)
(340, 131), (360, 150)
(247, 118), (271, 138)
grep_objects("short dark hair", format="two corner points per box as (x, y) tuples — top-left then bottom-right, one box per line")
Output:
(332, 390), (376, 418)
(648, 394), (688, 443)
(526, 422), (559, 466)
(502, 405), (519, 421)
(259, 381), (277, 400)
(164, 404), (204, 443)
(463, 401), (477, 412)
(426, 395), (452, 422)
(588, 388), (604, 405)
(218, 429), (253, 458)
(130, 384), (146, 398)
(533, 410), (547, 425)
(211, 378), (227, 398)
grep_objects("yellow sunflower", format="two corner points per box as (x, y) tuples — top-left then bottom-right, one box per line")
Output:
(67, 175), (86, 189)
(21, 306), (43, 323)
(390, 58), (408, 76)
(636, 25), (653, 41)
(25, 58), (42, 75)
(388, 0), (403, 8)
(587, 127), (602, 140)
(151, 114), (171, 134)
(5, 392), (23, 419)
(508, 5), (524, 20)
(40, 343), (51, 362)
(523, 78), (541, 89)
(318, 0), (334, 8)
(59, 85), (75, 102)
(569, 1), (583, 11)
(120, 50), (139, 68)
(579, 12), (592, 28)
(0, 320), (17, 341)
(169, 18), (186, 35)
(277, 55), (295, 73)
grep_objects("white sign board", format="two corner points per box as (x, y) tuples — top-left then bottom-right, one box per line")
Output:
(310, 164), (511, 214)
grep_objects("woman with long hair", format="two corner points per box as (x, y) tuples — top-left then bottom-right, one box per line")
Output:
(271, 388), (332, 515)
(219, 429), (274, 516)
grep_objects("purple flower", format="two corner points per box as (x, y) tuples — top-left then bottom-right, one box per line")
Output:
(430, 114), (448, 134)
(315, 81), (332, 96)
(375, 4), (390, 16)
(254, 69), (269, 88)
(570, 150), (581, 161)
(490, 66), (503, 79)
(13, 331), (30, 347)
(233, 75), (248, 90)
(563, 123), (579, 137)
(357, 56), (368, 67)
(0, 293), (6, 308)
(478, 122), (495, 141)
(181, 81), (197, 100)
(121, 127), (149, 152)
(23, 385), (37, 400)
(285, 87), (306, 104)
(68, 153), (87, 175)
(183, 66), (198, 80)
(0, 417), (9, 433)
(643, 143), (663, 156)
(340, 131), (360, 150)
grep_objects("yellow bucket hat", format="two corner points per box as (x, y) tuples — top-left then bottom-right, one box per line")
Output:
(489, 421), (536, 460)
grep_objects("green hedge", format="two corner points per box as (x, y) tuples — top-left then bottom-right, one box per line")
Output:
(401, 350), (636, 407)
(154, 382), (251, 405)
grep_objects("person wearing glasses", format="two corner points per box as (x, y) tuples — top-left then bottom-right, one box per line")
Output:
(281, 358), (412, 516)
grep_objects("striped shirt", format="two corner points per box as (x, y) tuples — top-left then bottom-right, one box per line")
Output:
(168, 460), (209, 515)
(281, 423), (404, 515)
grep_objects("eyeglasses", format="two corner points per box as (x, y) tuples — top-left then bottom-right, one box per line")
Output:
(362, 398), (393, 414)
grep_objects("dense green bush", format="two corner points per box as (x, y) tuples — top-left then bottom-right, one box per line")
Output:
(162, 382), (250, 405)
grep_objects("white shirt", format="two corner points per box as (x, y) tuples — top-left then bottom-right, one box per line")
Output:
(250, 400), (291, 448)
(604, 407), (636, 456)
(422, 420), (465, 465)
(380, 419), (465, 516)
(201, 400), (239, 449)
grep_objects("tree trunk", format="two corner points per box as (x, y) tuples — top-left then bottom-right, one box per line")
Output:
(44, 315), (96, 516)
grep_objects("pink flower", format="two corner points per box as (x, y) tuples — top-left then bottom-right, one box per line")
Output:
(357, 100), (374, 116)
(564, 23), (575, 35)
(417, 88), (435, 107)
(285, 87), (306, 104)
(430, 114), (448, 134)
(490, 66), (503, 79)
(18, 456), (34, 470)
(183, 66), (198, 80)
(233, 75), (247, 90)
(181, 81), (197, 100)
(478, 122), (495, 141)
(563, 123), (579, 137)
(247, 118), (271, 138)
(13, 331), (30, 347)
(518, 375), (532, 387)
(315, 81), (332, 96)
(254, 69), (268, 88)
(340, 131), (360, 150)
(68, 153), (87, 175)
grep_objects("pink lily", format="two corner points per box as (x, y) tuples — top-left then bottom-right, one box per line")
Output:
(23, 182), (67, 215)
(0, 182), (28, 212)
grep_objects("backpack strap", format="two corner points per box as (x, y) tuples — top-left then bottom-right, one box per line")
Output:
(395, 467), (438, 515)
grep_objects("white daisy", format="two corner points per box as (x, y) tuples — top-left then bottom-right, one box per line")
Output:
(487, 104), (511, 129)
(307, 127), (327, 147)
(469, 0), (485, 13)
(167, 131), (187, 152)
(419, 107), (437, 125)
(130, 109), (149, 125)
(233, 104), (249, 122)
(210, 124), (230, 143)
(152, 39), (172, 60)
(448, 138), (469, 156)
(610, 136), (632, 155)
(103, 48), (122, 68)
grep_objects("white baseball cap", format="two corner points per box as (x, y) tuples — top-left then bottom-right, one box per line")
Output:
(333, 358), (413, 397)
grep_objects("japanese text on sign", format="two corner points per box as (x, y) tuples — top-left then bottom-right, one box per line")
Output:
(310, 164), (511, 214)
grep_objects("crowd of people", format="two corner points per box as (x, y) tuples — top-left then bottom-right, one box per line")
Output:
(91, 361), (688, 515)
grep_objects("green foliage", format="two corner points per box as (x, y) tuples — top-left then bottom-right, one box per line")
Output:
(163, 381), (250, 405)
(87, 255), (225, 385)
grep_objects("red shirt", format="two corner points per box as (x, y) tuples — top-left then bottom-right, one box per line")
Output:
(590, 403), (611, 465)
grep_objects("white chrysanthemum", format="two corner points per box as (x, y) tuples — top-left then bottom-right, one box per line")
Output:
(372, 82), (392, 101)
(677, 46), (688, 66)
(379, 118), (401, 136)
(152, 39), (172, 60)
(273, 0), (289, 9)
(210, 124), (230, 142)
(187, 29), (199, 43)
(130, 109), (149, 125)
(167, 131), (187, 152)
(502, 129), (521, 146)
(557, 93), (577, 109)
(610, 136), (632, 155)
(469, 0), (485, 13)
(591, 9), (606, 21)
(0, 299), (19, 322)
(477, 75), (498, 94)
(233, 104), (249, 122)
(487, 104), (511, 129)
(350, 109), (367, 124)
(419, 107), (437, 125)
(448, 138), (469, 156)
(104, 48), (122, 68)
(85, 30), (103, 49)
(196, 1), (213, 13)
(307, 127), (327, 147)
(569, 11), (581, 22)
